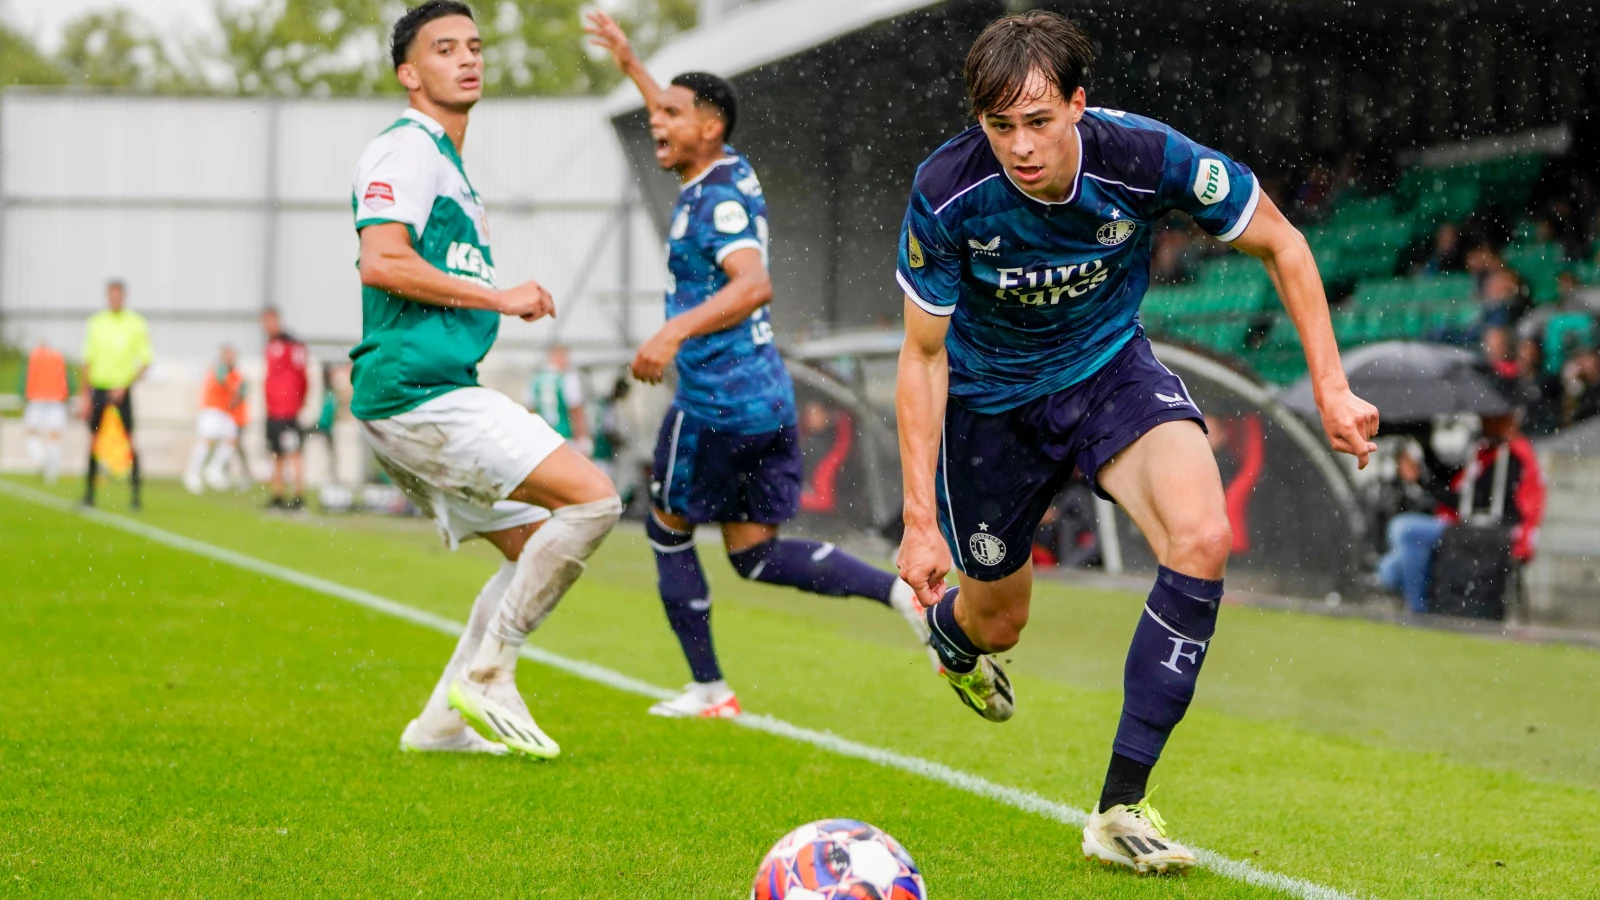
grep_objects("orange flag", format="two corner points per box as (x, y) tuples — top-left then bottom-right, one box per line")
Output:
(93, 407), (134, 477)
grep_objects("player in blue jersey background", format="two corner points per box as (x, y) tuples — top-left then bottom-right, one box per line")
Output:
(587, 12), (930, 719)
(894, 12), (1380, 874)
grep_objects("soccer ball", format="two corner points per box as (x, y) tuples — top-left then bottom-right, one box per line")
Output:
(751, 818), (926, 900)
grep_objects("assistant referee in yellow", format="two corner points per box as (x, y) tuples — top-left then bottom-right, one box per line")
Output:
(80, 279), (151, 510)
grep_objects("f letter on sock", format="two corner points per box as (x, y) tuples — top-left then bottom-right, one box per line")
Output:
(1112, 566), (1223, 765)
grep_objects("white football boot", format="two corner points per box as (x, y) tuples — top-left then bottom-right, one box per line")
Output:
(1081, 793), (1197, 874)
(888, 579), (941, 672)
(940, 655), (1015, 723)
(447, 676), (560, 759)
(398, 717), (509, 755)
(648, 681), (742, 718)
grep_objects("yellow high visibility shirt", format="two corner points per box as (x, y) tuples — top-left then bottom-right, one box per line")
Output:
(82, 309), (152, 390)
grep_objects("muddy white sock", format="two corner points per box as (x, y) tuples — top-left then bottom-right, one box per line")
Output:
(417, 561), (514, 737)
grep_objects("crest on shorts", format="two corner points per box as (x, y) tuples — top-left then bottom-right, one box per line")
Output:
(968, 529), (1007, 567)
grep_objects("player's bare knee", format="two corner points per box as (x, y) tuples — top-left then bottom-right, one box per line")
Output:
(971, 609), (1027, 652)
(1168, 517), (1231, 576)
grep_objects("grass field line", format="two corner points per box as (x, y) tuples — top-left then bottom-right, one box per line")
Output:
(1, 479), (1360, 900)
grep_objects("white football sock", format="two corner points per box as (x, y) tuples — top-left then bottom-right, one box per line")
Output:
(25, 436), (44, 469)
(43, 441), (61, 483)
(467, 496), (622, 682)
(416, 561), (515, 738)
(186, 442), (211, 482)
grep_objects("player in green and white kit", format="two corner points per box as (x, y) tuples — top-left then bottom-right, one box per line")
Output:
(352, 1), (621, 760)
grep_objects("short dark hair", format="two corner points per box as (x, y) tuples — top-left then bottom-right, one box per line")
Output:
(964, 11), (1095, 117)
(670, 72), (739, 142)
(391, 1), (474, 71)
(106, 278), (125, 292)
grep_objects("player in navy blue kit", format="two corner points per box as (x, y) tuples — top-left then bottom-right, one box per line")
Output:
(587, 12), (930, 719)
(895, 13), (1380, 873)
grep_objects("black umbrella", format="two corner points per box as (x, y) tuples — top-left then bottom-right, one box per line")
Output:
(1277, 341), (1514, 424)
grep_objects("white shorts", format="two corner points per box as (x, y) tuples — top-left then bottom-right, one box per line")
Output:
(359, 386), (562, 549)
(195, 408), (240, 442)
(23, 401), (68, 432)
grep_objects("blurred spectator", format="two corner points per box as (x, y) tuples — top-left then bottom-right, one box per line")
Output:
(1032, 474), (1101, 569)
(19, 339), (74, 483)
(184, 345), (247, 494)
(798, 400), (854, 516)
(1482, 325), (1518, 379)
(1411, 221), (1466, 275)
(1291, 162), (1334, 223)
(1514, 336), (1564, 436)
(1149, 219), (1197, 285)
(1375, 411), (1545, 613)
(263, 308), (310, 510)
(591, 376), (631, 502)
(305, 362), (348, 486)
(1561, 345), (1600, 426)
(80, 279), (149, 510)
(527, 345), (590, 455)
(1479, 268), (1527, 329)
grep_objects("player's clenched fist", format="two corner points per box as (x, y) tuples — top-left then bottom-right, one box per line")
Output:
(896, 523), (952, 609)
(498, 280), (554, 321)
(630, 329), (683, 384)
(1317, 385), (1380, 469)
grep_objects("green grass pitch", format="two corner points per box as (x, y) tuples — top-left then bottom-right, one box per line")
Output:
(2, 476), (1598, 898)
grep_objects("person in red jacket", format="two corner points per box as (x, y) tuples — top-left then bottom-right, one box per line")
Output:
(1376, 411), (1546, 612)
(262, 308), (310, 510)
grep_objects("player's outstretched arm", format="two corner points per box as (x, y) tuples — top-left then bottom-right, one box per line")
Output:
(584, 12), (664, 111)
(896, 299), (954, 608)
(358, 222), (554, 321)
(631, 247), (771, 383)
(1230, 194), (1379, 468)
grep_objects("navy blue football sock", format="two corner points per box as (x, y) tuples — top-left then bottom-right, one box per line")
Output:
(924, 587), (982, 673)
(1112, 566), (1223, 767)
(648, 513), (721, 684)
(727, 538), (896, 604)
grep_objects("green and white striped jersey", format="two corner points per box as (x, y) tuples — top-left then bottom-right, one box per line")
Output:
(349, 109), (498, 421)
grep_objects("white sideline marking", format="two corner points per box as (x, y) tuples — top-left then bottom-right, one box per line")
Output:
(0, 480), (1359, 900)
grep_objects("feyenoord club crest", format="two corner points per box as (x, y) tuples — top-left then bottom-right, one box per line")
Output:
(1096, 218), (1136, 245)
(968, 529), (1007, 567)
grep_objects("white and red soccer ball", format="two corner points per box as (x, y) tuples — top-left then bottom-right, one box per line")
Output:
(751, 818), (926, 900)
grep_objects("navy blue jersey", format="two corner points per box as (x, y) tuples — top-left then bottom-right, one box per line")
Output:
(666, 147), (795, 434)
(896, 108), (1260, 414)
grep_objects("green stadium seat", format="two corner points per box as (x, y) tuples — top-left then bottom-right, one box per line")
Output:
(1545, 313), (1595, 376)
(1504, 242), (1568, 305)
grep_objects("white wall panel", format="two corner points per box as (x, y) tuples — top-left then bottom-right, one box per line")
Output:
(274, 101), (404, 203)
(269, 210), (364, 343)
(3, 207), (266, 313)
(4, 93), (272, 200)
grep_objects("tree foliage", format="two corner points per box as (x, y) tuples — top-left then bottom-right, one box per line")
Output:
(54, 9), (196, 92)
(0, 23), (65, 89)
(0, 0), (698, 96)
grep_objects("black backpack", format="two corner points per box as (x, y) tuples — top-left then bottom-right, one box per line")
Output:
(1427, 444), (1513, 620)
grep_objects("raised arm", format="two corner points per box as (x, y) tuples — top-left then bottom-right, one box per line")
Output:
(631, 247), (771, 383)
(358, 222), (553, 320)
(895, 298), (953, 608)
(584, 12), (665, 112)
(1229, 193), (1379, 467)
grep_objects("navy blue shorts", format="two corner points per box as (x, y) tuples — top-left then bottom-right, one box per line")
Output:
(936, 335), (1206, 582)
(651, 406), (803, 525)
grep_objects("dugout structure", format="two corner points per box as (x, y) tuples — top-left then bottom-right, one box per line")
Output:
(610, 0), (1600, 337)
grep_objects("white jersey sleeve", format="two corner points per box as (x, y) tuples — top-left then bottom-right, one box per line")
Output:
(352, 126), (438, 235)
